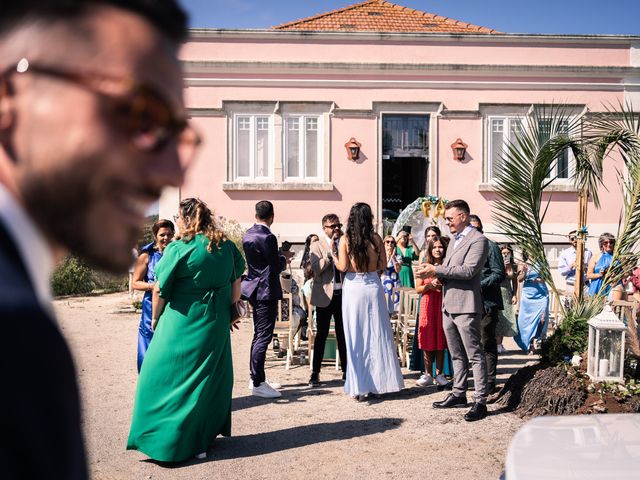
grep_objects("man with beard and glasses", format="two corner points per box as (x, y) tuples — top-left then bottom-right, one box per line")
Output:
(0, 2), (194, 478)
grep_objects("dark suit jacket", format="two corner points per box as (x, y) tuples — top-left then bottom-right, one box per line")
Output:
(0, 221), (87, 479)
(480, 239), (506, 311)
(241, 224), (286, 301)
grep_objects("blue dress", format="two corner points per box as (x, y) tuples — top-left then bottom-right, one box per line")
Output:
(137, 242), (163, 372)
(381, 255), (400, 313)
(515, 267), (549, 352)
(588, 252), (613, 297)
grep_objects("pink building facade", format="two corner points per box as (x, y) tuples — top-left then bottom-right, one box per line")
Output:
(161, 28), (640, 257)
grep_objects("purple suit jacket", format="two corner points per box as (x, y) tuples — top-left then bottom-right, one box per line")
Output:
(241, 224), (286, 301)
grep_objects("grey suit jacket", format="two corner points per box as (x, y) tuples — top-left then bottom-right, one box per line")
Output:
(308, 237), (336, 308)
(435, 226), (488, 315)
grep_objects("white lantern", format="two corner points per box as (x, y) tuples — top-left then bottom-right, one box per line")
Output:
(587, 305), (627, 383)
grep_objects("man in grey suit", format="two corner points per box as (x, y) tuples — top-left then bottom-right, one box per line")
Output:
(416, 199), (489, 421)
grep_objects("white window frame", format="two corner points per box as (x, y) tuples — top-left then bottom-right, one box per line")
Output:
(484, 107), (582, 184)
(487, 115), (524, 183)
(283, 114), (324, 181)
(232, 113), (274, 180)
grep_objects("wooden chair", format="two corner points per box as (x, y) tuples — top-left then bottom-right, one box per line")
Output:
(396, 287), (420, 367)
(611, 299), (638, 326)
(273, 292), (295, 369)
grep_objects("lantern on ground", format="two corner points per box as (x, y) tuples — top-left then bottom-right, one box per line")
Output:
(587, 305), (626, 383)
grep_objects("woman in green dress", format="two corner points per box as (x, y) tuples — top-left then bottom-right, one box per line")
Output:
(395, 230), (420, 288)
(127, 198), (245, 462)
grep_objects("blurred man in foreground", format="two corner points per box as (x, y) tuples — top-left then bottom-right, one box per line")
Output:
(0, 1), (193, 478)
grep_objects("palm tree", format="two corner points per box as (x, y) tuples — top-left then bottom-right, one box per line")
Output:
(492, 103), (640, 324)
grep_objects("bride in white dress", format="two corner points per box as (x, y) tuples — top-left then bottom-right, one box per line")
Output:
(333, 202), (405, 399)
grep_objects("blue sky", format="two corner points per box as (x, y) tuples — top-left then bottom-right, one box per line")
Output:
(182, 0), (639, 35)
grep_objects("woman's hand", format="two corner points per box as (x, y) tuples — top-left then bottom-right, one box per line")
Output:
(151, 317), (159, 331)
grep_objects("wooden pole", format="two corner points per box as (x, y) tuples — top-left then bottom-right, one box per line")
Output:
(575, 189), (588, 303)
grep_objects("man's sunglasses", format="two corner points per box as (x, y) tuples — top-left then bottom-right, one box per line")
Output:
(324, 223), (342, 229)
(1, 58), (201, 165)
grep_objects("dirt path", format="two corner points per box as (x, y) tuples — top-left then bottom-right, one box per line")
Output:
(55, 292), (532, 480)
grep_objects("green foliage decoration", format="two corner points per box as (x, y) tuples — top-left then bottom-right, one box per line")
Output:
(540, 312), (589, 365)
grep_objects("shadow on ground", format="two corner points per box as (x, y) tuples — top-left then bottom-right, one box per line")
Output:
(148, 417), (403, 466)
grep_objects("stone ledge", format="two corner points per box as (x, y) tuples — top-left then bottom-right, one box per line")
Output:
(479, 182), (579, 193)
(223, 182), (334, 191)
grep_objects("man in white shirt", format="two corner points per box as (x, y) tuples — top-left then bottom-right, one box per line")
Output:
(0, 3), (191, 478)
(558, 230), (592, 295)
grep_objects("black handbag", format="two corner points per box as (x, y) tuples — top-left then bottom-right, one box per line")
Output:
(230, 255), (246, 321)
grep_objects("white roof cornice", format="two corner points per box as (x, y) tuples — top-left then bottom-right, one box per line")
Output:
(187, 28), (640, 45)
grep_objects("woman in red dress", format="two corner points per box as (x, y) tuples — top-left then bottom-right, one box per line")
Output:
(415, 236), (449, 388)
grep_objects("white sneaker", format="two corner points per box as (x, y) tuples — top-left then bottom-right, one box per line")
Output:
(435, 374), (449, 386)
(251, 382), (282, 398)
(195, 452), (207, 459)
(266, 379), (282, 390)
(248, 379), (282, 390)
(416, 374), (434, 387)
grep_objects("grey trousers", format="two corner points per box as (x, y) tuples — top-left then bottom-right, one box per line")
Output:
(442, 310), (488, 404)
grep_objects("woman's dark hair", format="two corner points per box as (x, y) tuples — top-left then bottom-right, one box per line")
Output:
(346, 202), (377, 272)
(152, 218), (174, 238)
(303, 263), (314, 282)
(424, 225), (441, 237)
(0, 1), (188, 43)
(178, 197), (224, 252)
(300, 234), (318, 270)
(424, 236), (449, 265)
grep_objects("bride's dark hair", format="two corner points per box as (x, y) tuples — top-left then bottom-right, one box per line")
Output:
(346, 202), (377, 271)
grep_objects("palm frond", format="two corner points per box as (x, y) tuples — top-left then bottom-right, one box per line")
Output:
(492, 105), (585, 313)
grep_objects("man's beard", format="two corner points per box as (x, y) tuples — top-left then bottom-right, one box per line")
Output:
(20, 168), (139, 273)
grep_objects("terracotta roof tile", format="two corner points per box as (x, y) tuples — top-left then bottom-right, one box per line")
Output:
(272, 1), (499, 34)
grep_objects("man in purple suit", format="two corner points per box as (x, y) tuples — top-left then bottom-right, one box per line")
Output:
(242, 200), (293, 398)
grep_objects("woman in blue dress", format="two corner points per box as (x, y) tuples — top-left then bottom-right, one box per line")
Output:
(515, 255), (549, 353)
(381, 235), (402, 313)
(587, 233), (616, 298)
(131, 219), (175, 372)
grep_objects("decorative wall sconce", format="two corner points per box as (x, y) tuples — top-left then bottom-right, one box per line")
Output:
(451, 138), (468, 161)
(344, 137), (362, 161)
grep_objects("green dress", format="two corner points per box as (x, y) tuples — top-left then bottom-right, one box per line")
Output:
(396, 245), (419, 288)
(127, 235), (245, 462)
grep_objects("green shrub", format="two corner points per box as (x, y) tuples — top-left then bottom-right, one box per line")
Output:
(51, 255), (128, 297)
(541, 311), (589, 365)
(51, 256), (95, 296)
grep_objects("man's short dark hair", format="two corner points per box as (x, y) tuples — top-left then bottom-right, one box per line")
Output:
(568, 230), (577, 237)
(255, 200), (274, 221)
(321, 213), (339, 225)
(444, 199), (470, 215)
(0, 1), (188, 43)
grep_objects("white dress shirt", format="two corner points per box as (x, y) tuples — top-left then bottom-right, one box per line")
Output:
(0, 184), (54, 312)
(558, 246), (592, 286)
(453, 225), (474, 249)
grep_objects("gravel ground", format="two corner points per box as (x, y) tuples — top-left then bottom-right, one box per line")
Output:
(54, 292), (534, 480)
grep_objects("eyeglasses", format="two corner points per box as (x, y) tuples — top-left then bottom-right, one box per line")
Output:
(444, 212), (464, 223)
(602, 240), (615, 246)
(569, 237), (577, 241)
(2, 58), (201, 166)
(324, 223), (342, 229)
(385, 240), (396, 244)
